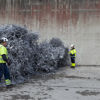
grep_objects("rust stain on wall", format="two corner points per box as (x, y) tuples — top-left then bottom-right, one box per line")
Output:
(0, 0), (100, 28)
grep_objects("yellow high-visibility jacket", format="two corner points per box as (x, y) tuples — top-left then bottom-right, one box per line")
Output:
(69, 48), (76, 57)
(0, 44), (8, 63)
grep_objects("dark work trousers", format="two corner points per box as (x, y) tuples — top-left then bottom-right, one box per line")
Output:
(71, 57), (75, 63)
(0, 63), (10, 80)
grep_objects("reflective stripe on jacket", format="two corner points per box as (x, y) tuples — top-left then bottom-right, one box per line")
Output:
(69, 49), (76, 57)
(0, 44), (8, 63)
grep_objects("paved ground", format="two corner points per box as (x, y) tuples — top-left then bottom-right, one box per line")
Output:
(0, 66), (100, 100)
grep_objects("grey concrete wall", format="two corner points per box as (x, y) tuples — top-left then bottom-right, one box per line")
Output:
(0, 0), (100, 65)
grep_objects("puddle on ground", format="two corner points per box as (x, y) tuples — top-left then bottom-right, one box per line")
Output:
(76, 90), (100, 96)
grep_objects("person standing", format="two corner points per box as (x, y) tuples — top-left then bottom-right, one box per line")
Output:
(0, 37), (11, 87)
(69, 44), (76, 68)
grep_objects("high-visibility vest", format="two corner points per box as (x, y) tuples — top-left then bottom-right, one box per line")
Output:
(0, 44), (8, 63)
(69, 49), (76, 57)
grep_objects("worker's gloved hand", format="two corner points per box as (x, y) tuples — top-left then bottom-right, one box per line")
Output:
(7, 59), (11, 66)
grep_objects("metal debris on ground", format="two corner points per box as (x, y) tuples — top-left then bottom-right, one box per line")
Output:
(0, 25), (69, 83)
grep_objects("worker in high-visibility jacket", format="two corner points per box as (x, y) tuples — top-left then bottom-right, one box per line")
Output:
(69, 44), (76, 68)
(0, 37), (11, 87)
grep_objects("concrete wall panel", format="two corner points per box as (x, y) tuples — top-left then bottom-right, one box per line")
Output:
(0, 0), (100, 65)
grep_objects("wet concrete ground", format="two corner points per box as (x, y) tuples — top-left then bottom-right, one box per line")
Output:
(0, 66), (100, 100)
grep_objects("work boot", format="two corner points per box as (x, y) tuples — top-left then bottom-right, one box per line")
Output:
(71, 66), (75, 68)
(71, 63), (75, 68)
(6, 84), (14, 88)
(5, 79), (13, 88)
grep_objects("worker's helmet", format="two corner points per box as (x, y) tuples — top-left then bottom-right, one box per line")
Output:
(0, 37), (8, 43)
(71, 44), (74, 48)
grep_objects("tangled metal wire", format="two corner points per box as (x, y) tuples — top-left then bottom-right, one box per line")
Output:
(0, 25), (69, 83)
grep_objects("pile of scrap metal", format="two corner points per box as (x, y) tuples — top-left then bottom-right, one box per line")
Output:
(0, 25), (69, 83)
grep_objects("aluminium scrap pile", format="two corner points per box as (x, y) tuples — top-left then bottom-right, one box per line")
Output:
(0, 25), (69, 83)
